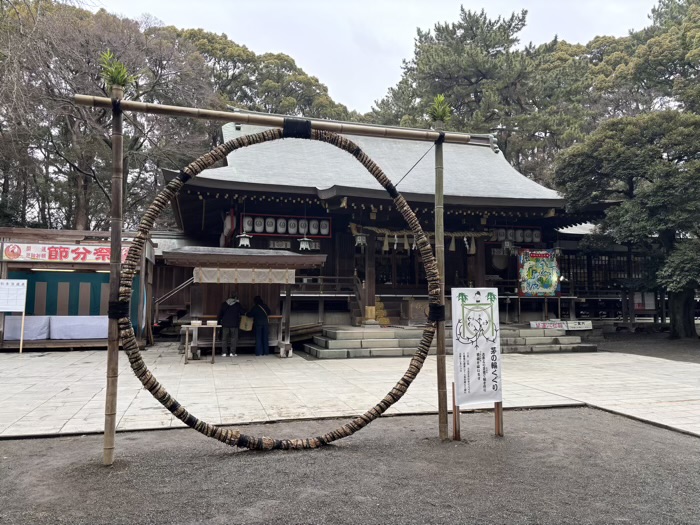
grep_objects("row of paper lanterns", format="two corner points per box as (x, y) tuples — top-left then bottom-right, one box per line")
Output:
(237, 216), (331, 236)
(490, 228), (541, 243)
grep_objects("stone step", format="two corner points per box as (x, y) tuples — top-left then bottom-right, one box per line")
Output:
(313, 335), (362, 349)
(502, 343), (597, 354)
(303, 343), (442, 359)
(523, 336), (582, 345)
(323, 328), (396, 340)
(305, 339), (596, 358)
(514, 328), (568, 337)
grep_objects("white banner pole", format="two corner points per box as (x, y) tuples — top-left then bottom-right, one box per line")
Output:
(19, 309), (25, 354)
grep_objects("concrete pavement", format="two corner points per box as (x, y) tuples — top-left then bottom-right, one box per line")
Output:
(1, 341), (699, 438)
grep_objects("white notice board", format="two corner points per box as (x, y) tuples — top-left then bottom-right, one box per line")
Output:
(451, 288), (503, 407)
(0, 279), (28, 312)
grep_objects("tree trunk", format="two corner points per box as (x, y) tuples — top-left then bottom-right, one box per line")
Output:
(73, 167), (89, 230)
(626, 244), (635, 323)
(668, 288), (697, 339)
(20, 172), (27, 226)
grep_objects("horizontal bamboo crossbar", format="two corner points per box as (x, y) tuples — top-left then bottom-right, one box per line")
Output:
(73, 94), (495, 147)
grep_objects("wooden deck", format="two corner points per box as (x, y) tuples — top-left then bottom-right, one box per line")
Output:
(0, 339), (147, 351)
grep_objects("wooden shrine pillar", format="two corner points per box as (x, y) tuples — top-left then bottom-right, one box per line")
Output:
(364, 232), (376, 322)
(280, 284), (292, 356)
(475, 237), (487, 287)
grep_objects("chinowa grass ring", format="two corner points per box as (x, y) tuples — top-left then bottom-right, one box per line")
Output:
(117, 126), (441, 450)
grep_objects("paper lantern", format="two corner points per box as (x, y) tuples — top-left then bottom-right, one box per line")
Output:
(320, 220), (330, 235)
(253, 217), (264, 233)
(298, 219), (308, 234)
(309, 219), (319, 235)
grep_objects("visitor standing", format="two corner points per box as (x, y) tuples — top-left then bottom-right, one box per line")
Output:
(217, 295), (244, 356)
(247, 296), (271, 356)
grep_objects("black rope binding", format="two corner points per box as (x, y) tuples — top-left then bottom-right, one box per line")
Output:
(107, 300), (130, 320)
(282, 118), (312, 139)
(428, 303), (446, 322)
(386, 183), (399, 199)
(435, 131), (445, 145)
(111, 98), (122, 116)
(176, 170), (191, 183)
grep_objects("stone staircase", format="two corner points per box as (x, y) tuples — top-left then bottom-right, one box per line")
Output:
(303, 325), (597, 359)
(500, 327), (598, 353)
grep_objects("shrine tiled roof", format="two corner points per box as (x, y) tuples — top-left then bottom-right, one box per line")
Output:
(166, 123), (564, 208)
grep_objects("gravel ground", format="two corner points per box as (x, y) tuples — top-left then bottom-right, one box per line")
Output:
(1, 407), (699, 525)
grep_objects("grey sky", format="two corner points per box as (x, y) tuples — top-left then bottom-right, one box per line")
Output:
(95, 0), (658, 113)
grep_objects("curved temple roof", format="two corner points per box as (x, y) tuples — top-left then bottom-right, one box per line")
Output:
(162, 247), (326, 269)
(169, 124), (564, 208)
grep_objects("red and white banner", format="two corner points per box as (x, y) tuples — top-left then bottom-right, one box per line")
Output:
(1, 243), (129, 264)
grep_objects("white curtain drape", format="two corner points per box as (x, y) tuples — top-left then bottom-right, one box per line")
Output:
(193, 267), (295, 284)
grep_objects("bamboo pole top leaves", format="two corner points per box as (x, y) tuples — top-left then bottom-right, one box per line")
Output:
(100, 50), (135, 92)
(428, 94), (451, 125)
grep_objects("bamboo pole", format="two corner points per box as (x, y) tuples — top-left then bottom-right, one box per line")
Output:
(104, 85), (124, 466)
(72, 95), (498, 147)
(0, 259), (7, 349)
(435, 124), (448, 441)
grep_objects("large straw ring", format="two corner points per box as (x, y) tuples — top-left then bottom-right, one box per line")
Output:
(117, 127), (441, 450)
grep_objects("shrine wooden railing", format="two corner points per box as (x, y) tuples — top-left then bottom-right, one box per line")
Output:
(292, 276), (355, 295)
(353, 275), (366, 318)
(154, 277), (194, 322)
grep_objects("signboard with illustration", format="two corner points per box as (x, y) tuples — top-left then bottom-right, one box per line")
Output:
(517, 249), (561, 297)
(451, 288), (503, 407)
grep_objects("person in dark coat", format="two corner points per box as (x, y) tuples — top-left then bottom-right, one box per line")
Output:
(247, 295), (271, 356)
(217, 295), (244, 356)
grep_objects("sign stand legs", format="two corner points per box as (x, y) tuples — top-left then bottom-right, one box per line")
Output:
(494, 401), (504, 437)
(452, 382), (461, 441)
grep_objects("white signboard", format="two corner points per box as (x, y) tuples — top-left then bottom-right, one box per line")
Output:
(565, 320), (593, 330)
(0, 279), (27, 312)
(530, 320), (567, 329)
(451, 288), (503, 407)
(529, 320), (593, 330)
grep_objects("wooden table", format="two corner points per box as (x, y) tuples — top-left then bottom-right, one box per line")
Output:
(183, 324), (220, 364)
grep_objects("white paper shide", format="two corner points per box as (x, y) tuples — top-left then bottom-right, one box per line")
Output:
(451, 288), (503, 407)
